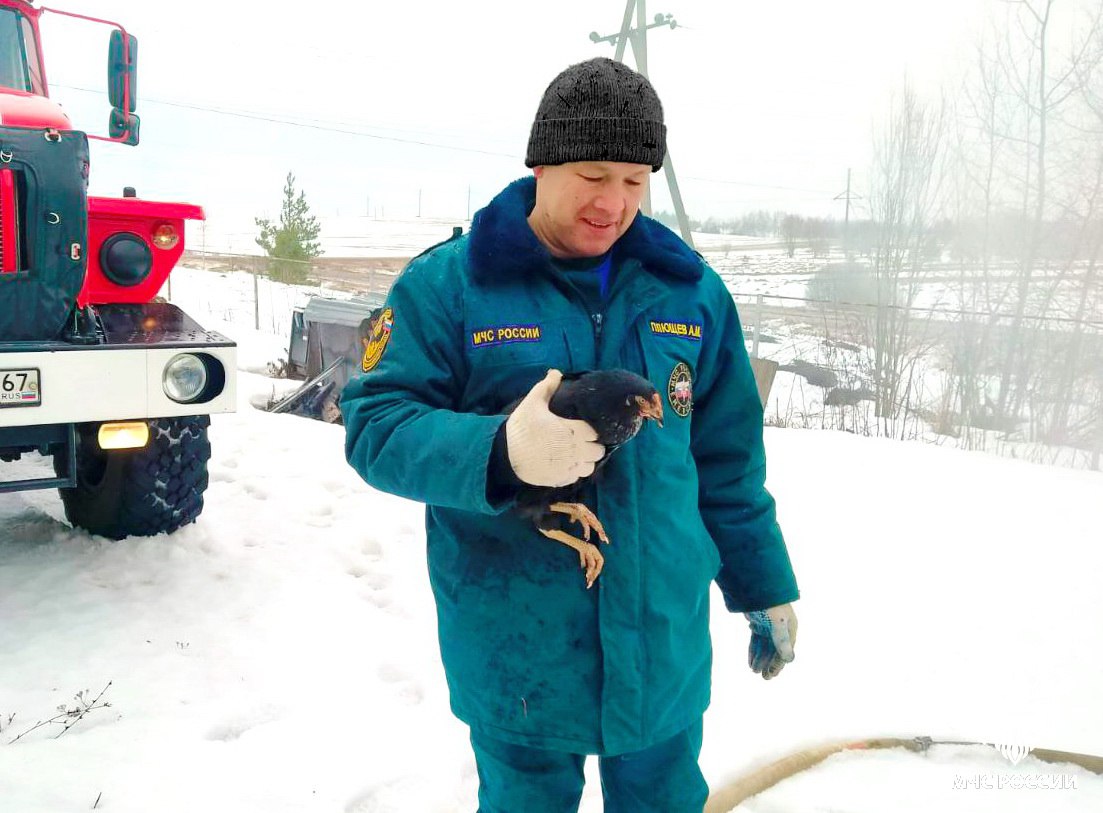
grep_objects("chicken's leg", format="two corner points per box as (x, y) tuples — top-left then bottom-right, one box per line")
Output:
(538, 502), (610, 589)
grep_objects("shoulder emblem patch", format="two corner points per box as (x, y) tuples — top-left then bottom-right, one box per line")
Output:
(361, 307), (394, 372)
(667, 361), (693, 418)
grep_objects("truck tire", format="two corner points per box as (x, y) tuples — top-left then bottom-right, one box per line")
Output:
(56, 416), (211, 540)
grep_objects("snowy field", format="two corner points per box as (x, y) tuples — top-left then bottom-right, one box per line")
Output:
(198, 216), (478, 261)
(183, 207), (1103, 474)
(166, 255), (1102, 471)
(1, 270), (1101, 812)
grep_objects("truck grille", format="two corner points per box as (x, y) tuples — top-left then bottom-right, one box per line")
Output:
(0, 168), (19, 273)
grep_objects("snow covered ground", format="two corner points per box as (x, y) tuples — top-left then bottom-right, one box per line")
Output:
(1, 271), (1101, 812)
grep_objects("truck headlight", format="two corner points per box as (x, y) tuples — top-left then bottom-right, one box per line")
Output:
(163, 353), (208, 403)
(100, 232), (153, 286)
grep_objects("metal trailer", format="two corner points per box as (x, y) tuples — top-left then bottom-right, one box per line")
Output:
(278, 294), (384, 422)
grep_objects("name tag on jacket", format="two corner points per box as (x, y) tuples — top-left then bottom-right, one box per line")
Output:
(649, 320), (702, 341)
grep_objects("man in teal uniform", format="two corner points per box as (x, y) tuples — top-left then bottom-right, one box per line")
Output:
(342, 57), (799, 813)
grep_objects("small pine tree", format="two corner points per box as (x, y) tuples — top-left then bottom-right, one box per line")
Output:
(255, 172), (322, 284)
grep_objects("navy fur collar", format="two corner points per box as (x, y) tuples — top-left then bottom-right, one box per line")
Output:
(467, 176), (703, 285)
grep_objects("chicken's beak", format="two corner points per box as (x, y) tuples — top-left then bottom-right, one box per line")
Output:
(636, 393), (665, 428)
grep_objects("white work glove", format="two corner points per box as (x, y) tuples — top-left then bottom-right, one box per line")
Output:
(505, 369), (605, 488)
(745, 603), (798, 680)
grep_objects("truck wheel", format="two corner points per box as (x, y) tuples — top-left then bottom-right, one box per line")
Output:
(56, 416), (211, 540)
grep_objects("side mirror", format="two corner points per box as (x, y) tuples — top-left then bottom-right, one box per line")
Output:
(107, 30), (137, 114)
(38, 8), (142, 146)
(109, 109), (140, 146)
(108, 30), (139, 145)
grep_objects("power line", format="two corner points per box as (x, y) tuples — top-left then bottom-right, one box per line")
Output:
(58, 82), (842, 200)
(54, 84), (521, 160)
(684, 175), (838, 195)
(729, 291), (1103, 329)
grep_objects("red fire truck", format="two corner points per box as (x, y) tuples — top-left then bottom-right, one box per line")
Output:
(0, 1), (235, 539)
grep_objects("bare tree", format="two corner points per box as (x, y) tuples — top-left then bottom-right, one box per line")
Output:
(984, 0), (1103, 421)
(780, 214), (803, 258)
(866, 80), (948, 438)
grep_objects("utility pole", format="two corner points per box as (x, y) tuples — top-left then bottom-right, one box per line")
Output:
(590, 0), (693, 249)
(418, 189), (422, 218)
(467, 185), (472, 221)
(834, 168), (861, 258)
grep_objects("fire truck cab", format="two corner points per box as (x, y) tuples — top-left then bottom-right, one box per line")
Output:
(0, 0), (236, 540)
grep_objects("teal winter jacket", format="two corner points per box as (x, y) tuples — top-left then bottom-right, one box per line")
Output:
(341, 177), (798, 755)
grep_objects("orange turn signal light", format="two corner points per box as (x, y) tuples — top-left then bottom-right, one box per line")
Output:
(152, 223), (179, 250)
(97, 422), (150, 450)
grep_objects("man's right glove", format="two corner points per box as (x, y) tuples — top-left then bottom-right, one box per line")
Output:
(505, 369), (605, 488)
(745, 603), (798, 680)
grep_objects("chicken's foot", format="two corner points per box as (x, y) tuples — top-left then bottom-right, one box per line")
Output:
(549, 501), (609, 543)
(539, 502), (611, 589)
(538, 529), (604, 589)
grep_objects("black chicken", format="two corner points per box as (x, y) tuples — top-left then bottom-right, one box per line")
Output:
(506, 369), (664, 588)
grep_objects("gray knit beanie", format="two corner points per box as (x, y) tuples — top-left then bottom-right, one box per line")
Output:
(525, 57), (666, 172)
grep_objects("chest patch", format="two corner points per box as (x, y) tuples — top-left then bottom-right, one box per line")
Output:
(471, 324), (542, 348)
(667, 361), (694, 418)
(650, 320), (702, 341)
(361, 307), (393, 372)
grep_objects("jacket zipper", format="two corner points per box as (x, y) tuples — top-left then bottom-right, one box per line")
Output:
(591, 311), (608, 364)
(544, 267), (604, 367)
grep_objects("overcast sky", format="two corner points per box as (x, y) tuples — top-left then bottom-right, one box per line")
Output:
(29, 0), (1094, 249)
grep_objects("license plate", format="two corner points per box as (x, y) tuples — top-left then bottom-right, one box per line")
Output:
(0, 368), (41, 407)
